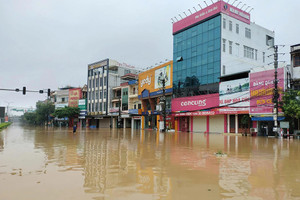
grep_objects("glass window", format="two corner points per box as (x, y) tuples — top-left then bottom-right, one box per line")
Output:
(255, 49), (258, 60)
(244, 45), (254, 59)
(100, 103), (102, 111)
(223, 65), (226, 75)
(104, 89), (106, 98)
(236, 24), (239, 34)
(263, 52), (265, 63)
(103, 102), (106, 111)
(223, 39), (226, 52)
(223, 18), (226, 29)
(235, 43), (240, 56)
(229, 41), (233, 54)
(229, 21), (232, 31)
(245, 28), (251, 39)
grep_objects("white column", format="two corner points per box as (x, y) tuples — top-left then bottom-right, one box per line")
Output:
(131, 118), (134, 129)
(235, 114), (238, 134)
(227, 114), (230, 133)
(123, 118), (126, 129)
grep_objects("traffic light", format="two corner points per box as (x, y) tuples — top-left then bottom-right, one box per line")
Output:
(22, 87), (26, 95)
(47, 89), (51, 97)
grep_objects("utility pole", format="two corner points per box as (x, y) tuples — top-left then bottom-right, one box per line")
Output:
(162, 78), (166, 133)
(118, 95), (121, 128)
(273, 45), (279, 137)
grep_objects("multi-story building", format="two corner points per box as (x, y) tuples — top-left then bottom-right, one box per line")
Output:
(291, 44), (300, 89)
(110, 74), (141, 129)
(87, 59), (142, 128)
(172, 0), (275, 133)
(138, 61), (174, 130)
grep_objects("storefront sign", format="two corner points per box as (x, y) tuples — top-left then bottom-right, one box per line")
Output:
(173, 1), (250, 34)
(250, 68), (284, 114)
(219, 78), (249, 107)
(55, 103), (68, 109)
(140, 75), (152, 88)
(216, 107), (248, 114)
(172, 93), (219, 112)
(174, 111), (215, 117)
(78, 99), (86, 110)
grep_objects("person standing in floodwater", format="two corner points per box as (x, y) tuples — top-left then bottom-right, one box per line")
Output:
(73, 124), (77, 134)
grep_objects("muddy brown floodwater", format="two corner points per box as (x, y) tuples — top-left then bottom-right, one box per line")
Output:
(0, 123), (300, 200)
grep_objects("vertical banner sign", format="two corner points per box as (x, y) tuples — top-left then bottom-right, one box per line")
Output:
(68, 88), (82, 107)
(250, 68), (284, 114)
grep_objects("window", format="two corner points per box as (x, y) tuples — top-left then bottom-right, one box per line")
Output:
(134, 105), (136, 109)
(229, 21), (232, 31)
(95, 103), (98, 112)
(95, 91), (98, 99)
(235, 43), (240, 56)
(100, 91), (102, 99)
(229, 41), (233, 54)
(96, 78), (99, 87)
(92, 92), (95, 100)
(244, 46), (254, 59)
(245, 28), (251, 39)
(92, 103), (94, 112)
(103, 102), (106, 111)
(236, 24), (239, 34)
(100, 103), (102, 111)
(223, 39), (226, 52)
(223, 65), (226, 75)
(263, 52), (265, 63)
(255, 49), (258, 60)
(223, 18), (226, 29)
(103, 90), (106, 98)
(138, 104), (142, 109)
(266, 35), (274, 46)
(294, 54), (300, 67)
(104, 77), (107, 86)
(100, 77), (103, 87)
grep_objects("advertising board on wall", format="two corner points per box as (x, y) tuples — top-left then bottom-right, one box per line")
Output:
(171, 93), (219, 112)
(68, 88), (82, 108)
(219, 78), (249, 107)
(155, 65), (171, 89)
(138, 61), (173, 96)
(250, 68), (284, 114)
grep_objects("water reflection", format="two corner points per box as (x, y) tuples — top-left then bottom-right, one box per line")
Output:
(0, 125), (300, 199)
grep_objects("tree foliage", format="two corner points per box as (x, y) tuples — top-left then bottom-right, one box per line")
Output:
(23, 100), (55, 125)
(281, 90), (300, 119)
(53, 106), (80, 119)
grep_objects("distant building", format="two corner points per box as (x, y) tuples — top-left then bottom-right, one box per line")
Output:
(87, 59), (142, 128)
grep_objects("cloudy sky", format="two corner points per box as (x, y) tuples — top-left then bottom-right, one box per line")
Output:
(0, 0), (299, 109)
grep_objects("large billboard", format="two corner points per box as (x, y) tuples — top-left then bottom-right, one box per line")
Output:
(155, 64), (171, 89)
(68, 88), (82, 108)
(250, 68), (284, 114)
(138, 61), (173, 95)
(219, 78), (249, 107)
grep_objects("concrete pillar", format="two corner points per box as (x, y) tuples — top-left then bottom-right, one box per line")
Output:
(235, 114), (238, 134)
(123, 118), (126, 129)
(131, 118), (134, 129)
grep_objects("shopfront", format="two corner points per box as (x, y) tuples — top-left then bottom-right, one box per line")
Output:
(249, 68), (285, 136)
(138, 61), (173, 130)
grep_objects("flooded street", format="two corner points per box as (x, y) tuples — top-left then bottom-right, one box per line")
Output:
(1, 124), (300, 200)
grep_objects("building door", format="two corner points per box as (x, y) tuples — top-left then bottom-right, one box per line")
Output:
(230, 115), (235, 133)
(180, 117), (189, 132)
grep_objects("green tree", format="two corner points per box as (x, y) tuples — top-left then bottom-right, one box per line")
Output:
(22, 100), (55, 125)
(280, 89), (300, 134)
(53, 106), (80, 126)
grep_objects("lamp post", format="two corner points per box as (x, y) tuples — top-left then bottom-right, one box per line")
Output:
(158, 74), (168, 132)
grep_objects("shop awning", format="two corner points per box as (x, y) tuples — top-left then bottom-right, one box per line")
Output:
(251, 116), (285, 121)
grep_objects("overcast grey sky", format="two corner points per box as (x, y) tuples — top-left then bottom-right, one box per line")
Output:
(1, 0), (299, 108)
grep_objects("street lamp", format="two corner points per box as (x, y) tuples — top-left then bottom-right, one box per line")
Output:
(158, 73), (168, 133)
